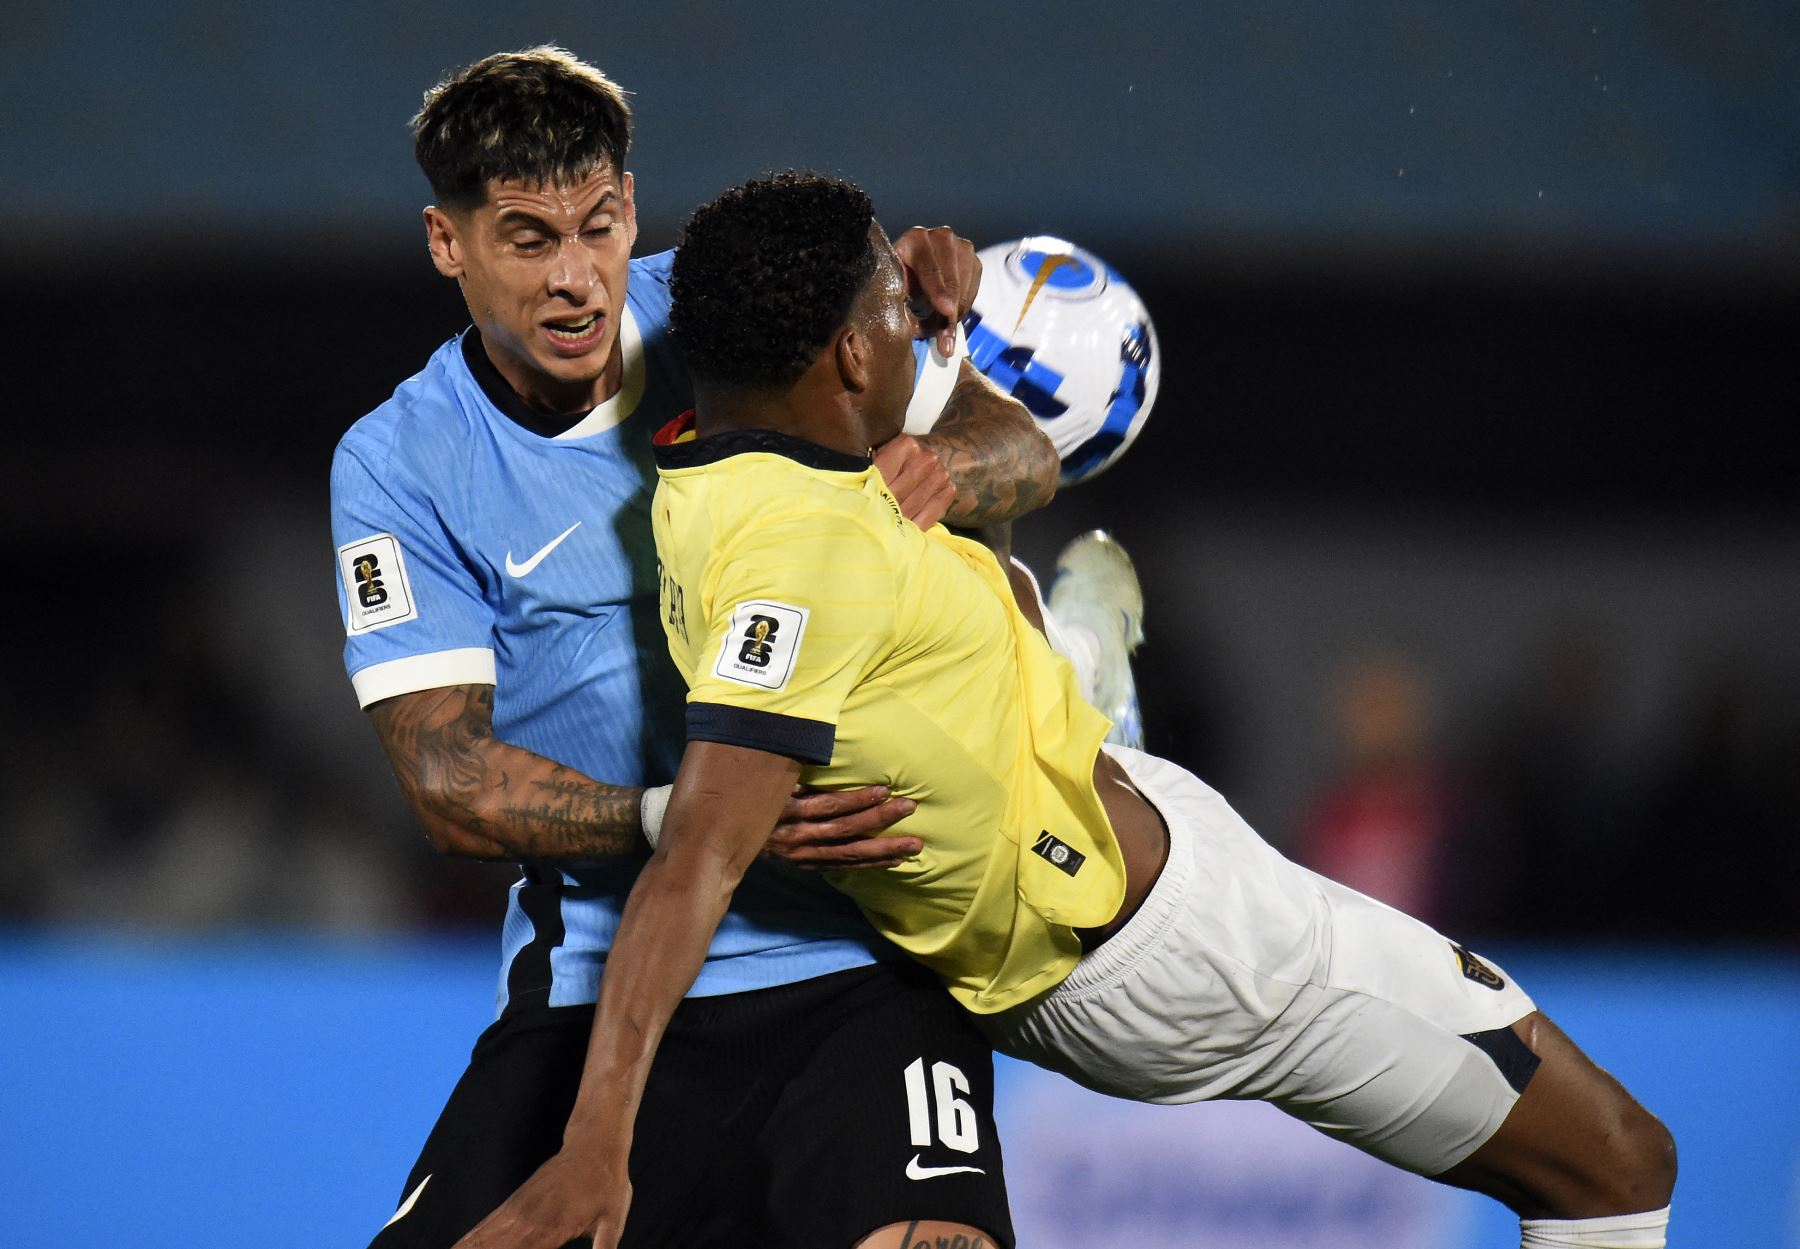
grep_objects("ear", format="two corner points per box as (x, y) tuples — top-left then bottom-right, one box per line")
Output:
(621, 172), (639, 249)
(423, 206), (464, 280)
(833, 324), (872, 394)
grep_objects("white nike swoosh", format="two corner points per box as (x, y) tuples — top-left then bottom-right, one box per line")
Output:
(505, 521), (582, 578)
(380, 1174), (431, 1229)
(905, 1154), (987, 1181)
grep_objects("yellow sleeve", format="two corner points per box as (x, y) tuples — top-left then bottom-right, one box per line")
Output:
(685, 505), (896, 764)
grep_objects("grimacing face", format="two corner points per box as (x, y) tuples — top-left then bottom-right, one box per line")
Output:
(425, 163), (638, 415)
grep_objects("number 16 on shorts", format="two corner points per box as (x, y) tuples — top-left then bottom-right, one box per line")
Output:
(903, 1057), (981, 1155)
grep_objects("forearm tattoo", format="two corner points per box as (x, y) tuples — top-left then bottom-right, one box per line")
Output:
(924, 372), (1058, 526)
(369, 684), (643, 861)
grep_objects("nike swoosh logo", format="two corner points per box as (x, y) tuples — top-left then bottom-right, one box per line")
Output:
(1013, 253), (1083, 332)
(381, 1174), (430, 1229)
(505, 521), (582, 578)
(905, 1154), (987, 1181)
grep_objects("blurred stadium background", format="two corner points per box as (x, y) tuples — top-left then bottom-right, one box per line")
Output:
(3, 3), (1796, 1245)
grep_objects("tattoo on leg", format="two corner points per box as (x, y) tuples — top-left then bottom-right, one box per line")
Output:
(890, 1222), (989, 1249)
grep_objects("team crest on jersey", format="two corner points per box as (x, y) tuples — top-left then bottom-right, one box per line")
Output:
(338, 534), (418, 634)
(1031, 831), (1086, 878)
(714, 600), (808, 691)
(1451, 943), (1506, 990)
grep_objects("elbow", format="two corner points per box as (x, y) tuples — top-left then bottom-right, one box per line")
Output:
(420, 818), (492, 859)
(416, 810), (495, 860)
(403, 786), (511, 860)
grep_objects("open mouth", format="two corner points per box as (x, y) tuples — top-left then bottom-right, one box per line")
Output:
(543, 313), (604, 352)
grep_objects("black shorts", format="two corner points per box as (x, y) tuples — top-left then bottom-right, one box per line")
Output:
(367, 960), (1013, 1248)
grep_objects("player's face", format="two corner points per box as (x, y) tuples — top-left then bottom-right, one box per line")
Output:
(857, 225), (920, 443)
(426, 164), (638, 415)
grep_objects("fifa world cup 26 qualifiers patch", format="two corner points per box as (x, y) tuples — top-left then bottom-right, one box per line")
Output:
(714, 600), (808, 691)
(1451, 943), (1506, 990)
(1032, 831), (1086, 877)
(338, 534), (419, 634)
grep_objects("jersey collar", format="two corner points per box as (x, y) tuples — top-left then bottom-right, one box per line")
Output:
(651, 422), (872, 473)
(460, 307), (645, 441)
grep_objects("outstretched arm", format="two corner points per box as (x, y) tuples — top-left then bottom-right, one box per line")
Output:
(368, 684), (918, 866)
(452, 740), (801, 1249)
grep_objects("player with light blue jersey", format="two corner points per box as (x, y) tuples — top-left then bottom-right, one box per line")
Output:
(333, 250), (896, 1012)
(339, 47), (1058, 1249)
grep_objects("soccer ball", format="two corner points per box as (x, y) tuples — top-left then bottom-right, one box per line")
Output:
(965, 236), (1160, 485)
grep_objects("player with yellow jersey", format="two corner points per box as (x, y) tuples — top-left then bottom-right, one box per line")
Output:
(467, 174), (1676, 1249)
(652, 413), (1128, 1013)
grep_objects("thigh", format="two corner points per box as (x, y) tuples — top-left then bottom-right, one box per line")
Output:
(1309, 868), (1535, 1037)
(367, 1008), (589, 1249)
(757, 962), (1015, 1249)
(1250, 876), (1541, 1175)
(366, 1006), (743, 1249)
(1251, 984), (1535, 1175)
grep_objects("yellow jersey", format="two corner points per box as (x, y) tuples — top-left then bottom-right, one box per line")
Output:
(652, 423), (1126, 1013)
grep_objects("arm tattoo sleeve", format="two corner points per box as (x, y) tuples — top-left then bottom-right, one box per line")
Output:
(920, 366), (1059, 526)
(369, 684), (645, 862)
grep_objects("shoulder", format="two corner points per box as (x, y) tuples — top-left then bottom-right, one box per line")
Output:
(724, 463), (905, 564)
(333, 335), (480, 485)
(628, 250), (677, 330)
(632, 248), (676, 286)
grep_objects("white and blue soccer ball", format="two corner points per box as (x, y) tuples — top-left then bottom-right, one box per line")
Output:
(966, 236), (1160, 485)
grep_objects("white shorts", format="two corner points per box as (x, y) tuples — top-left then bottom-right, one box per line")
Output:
(979, 745), (1537, 1176)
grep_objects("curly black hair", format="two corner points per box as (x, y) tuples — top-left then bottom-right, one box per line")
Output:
(670, 172), (878, 391)
(412, 46), (632, 212)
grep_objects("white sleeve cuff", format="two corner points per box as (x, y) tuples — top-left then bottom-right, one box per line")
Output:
(350, 647), (497, 708)
(902, 323), (969, 435)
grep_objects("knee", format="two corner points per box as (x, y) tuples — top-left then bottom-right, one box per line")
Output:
(1549, 1083), (1677, 1217)
(1520, 1012), (1676, 1215)
(1605, 1101), (1676, 1212)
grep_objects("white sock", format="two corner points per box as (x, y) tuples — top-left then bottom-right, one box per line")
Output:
(1519, 1206), (1669, 1248)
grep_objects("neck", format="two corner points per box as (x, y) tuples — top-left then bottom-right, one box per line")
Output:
(693, 378), (875, 457)
(481, 332), (623, 421)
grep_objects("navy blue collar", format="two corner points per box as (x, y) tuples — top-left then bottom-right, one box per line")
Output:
(652, 425), (871, 472)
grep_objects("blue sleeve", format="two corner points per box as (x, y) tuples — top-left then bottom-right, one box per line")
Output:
(630, 250), (676, 330)
(330, 427), (497, 708)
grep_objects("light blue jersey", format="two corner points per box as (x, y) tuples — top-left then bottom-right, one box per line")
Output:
(330, 250), (895, 1014)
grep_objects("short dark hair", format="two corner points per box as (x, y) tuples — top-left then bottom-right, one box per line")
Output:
(412, 46), (632, 212)
(670, 173), (879, 391)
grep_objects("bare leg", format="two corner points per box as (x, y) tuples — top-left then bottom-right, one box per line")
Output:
(1435, 1011), (1676, 1219)
(856, 1219), (1005, 1249)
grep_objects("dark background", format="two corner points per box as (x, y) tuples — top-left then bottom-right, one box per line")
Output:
(3, 1), (1796, 943)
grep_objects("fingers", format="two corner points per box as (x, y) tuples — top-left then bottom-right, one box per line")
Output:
(873, 436), (954, 527)
(877, 443), (936, 499)
(775, 792), (918, 838)
(765, 830), (924, 871)
(783, 783), (897, 820)
(894, 225), (980, 354)
(902, 477), (954, 530)
(766, 792), (923, 870)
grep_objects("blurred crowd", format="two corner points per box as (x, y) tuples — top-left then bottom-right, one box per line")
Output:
(4, 520), (1793, 945)
(1289, 641), (1800, 940)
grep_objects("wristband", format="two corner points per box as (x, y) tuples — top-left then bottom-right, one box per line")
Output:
(640, 784), (672, 849)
